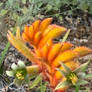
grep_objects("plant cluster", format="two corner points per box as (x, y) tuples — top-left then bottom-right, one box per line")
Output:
(6, 18), (92, 92)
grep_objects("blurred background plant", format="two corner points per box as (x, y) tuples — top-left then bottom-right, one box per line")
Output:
(0, 0), (92, 30)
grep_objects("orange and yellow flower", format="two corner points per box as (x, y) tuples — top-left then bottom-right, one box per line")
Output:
(7, 18), (92, 92)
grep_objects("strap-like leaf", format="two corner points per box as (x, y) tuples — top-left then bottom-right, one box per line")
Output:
(30, 74), (42, 89)
(62, 29), (70, 42)
(55, 80), (70, 90)
(77, 80), (88, 85)
(84, 74), (92, 79)
(74, 59), (90, 73)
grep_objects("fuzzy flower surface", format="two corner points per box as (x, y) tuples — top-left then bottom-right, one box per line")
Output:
(7, 18), (92, 92)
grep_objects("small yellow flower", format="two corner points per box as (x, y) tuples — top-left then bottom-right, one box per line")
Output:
(69, 73), (78, 85)
(16, 71), (24, 80)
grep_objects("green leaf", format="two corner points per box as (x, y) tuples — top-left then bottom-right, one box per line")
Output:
(75, 85), (80, 92)
(89, 6), (92, 14)
(85, 88), (90, 92)
(0, 42), (10, 73)
(0, 9), (8, 16)
(40, 81), (48, 92)
(85, 74), (92, 79)
(55, 80), (70, 90)
(46, 4), (52, 11)
(78, 72), (86, 79)
(79, 1), (88, 11)
(14, 78), (24, 86)
(72, 0), (78, 5)
(60, 62), (71, 73)
(6, 71), (14, 77)
(0, 3), (3, 7)
(25, 75), (30, 85)
(74, 60), (90, 73)
(22, 0), (26, 4)
(56, 68), (68, 77)
(62, 29), (70, 42)
(77, 80), (88, 85)
(30, 74), (42, 89)
(0, 27), (16, 74)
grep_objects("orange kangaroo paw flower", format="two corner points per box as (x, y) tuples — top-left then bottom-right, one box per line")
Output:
(33, 31), (41, 45)
(22, 32), (31, 42)
(48, 42), (73, 63)
(48, 43), (62, 63)
(60, 42), (73, 52)
(52, 50), (79, 68)
(28, 25), (34, 40)
(38, 26), (66, 48)
(32, 20), (41, 33)
(39, 18), (53, 33)
(40, 39), (53, 60)
(40, 44), (49, 60)
(24, 25), (29, 34)
(42, 24), (57, 36)
(73, 46), (92, 57)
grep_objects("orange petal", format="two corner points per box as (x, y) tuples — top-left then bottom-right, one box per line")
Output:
(60, 42), (73, 52)
(42, 24), (56, 36)
(24, 25), (29, 34)
(28, 25), (34, 40)
(35, 49), (42, 58)
(33, 31), (41, 45)
(40, 39), (53, 59)
(48, 43), (62, 63)
(40, 44), (49, 59)
(46, 39), (53, 47)
(73, 46), (92, 56)
(22, 32), (30, 42)
(32, 20), (41, 33)
(52, 50), (78, 68)
(7, 31), (35, 63)
(39, 18), (53, 33)
(38, 26), (66, 48)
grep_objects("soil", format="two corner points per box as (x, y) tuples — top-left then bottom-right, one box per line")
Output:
(0, 13), (92, 92)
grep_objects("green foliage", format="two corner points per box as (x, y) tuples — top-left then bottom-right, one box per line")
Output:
(0, 0), (92, 28)
(30, 74), (48, 92)
(62, 29), (71, 42)
(0, 42), (10, 74)
(30, 74), (42, 89)
(0, 27), (16, 74)
(43, 0), (92, 16)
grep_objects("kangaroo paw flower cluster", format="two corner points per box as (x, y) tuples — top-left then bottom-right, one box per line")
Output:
(7, 18), (92, 92)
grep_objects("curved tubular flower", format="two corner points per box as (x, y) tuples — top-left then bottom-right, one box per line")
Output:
(7, 18), (92, 92)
